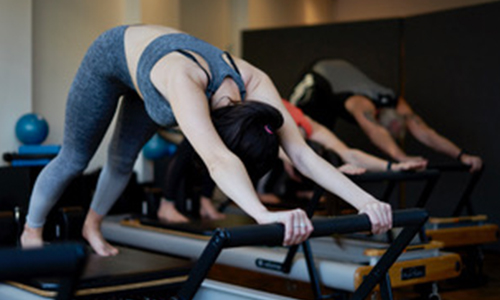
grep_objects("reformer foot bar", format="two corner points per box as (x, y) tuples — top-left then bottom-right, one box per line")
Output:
(172, 208), (429, 300)
(347, 169), (440, 209)
(1, 210), (427, 300)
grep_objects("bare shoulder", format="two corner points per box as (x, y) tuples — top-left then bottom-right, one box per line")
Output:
(345, 95), (376, 114)
(231, 56), (267, 85)
(152, 54), (208, 92)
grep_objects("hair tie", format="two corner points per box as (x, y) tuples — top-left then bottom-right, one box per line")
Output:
(264, 125), (274, 135)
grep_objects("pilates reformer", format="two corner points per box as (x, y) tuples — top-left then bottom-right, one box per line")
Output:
(423, 163), (498, 247)
(4, 209), (428, 300)
(330, 162), (498, 288)
(102, 206), (459, 300)
(423, 163), (499, 285)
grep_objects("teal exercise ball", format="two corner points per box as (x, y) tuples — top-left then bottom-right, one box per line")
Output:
(15, 113), (49, 145)
(142, 134), (177, 160)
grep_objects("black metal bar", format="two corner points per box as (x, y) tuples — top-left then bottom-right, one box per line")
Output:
(351, 223), (426, 300)
(380, 273), (394, 300)
(302, 241), (323, 300)
(172, 209), (428, 300)
(414, 171), (440, 208)
(427, 162), (471, 172)
(0, 243), (87, 300)
(281, 186), (325, 274)
(349, 169), (440, 210)
(222, 209), (426, 248)
(427, 161), (484, 216)
(2, 152), (57, 162)
(348, 169), (440, 183)
(381, 181), (397, 203)
(173, 230), (227, 300)
(452, 167), (484, 216)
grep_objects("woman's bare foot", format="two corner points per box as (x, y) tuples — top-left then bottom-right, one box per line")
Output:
(82, 209), (119, 256)
(200, 197), (225, 220)
(158, 199), (189, 223)
(20, 225), (44, 248)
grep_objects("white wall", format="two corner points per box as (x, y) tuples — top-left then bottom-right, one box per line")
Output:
(32, 0), (131, 172)
(0, 0), (32, 165)
(179, 0), (232, 51)
(142, 0), (180, 28)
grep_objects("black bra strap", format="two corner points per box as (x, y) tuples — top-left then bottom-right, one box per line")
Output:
(223, 51), (242, 75)
(177, 49), (211, 83)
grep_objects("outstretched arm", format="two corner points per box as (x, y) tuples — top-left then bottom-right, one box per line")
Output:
(397, 98), (482, 172)
(243, 64), (392, 234)
(153, 56), (313, 245)
(307, 116), (425, 172)
(346, 95), (426, 163)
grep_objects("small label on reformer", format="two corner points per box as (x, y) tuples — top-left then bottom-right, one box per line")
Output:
(401, 265), (426, 280)
(255, 259), (283, 271)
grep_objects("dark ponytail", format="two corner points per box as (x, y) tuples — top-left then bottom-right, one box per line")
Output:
(211, 100), (284, 181)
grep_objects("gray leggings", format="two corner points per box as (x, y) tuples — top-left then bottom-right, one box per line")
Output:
(26, 26), (158, 228)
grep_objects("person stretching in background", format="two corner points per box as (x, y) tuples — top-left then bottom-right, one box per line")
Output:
(290, 59), (482, 172)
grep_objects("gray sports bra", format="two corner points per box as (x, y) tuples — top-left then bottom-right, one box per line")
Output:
(136, 33), (247, 127)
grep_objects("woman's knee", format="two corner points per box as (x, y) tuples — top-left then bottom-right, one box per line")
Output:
(106, 153), (136, 175)
(54, 149), (90, 175)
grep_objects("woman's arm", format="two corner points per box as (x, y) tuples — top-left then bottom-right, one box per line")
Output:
(397, 98), (482, 172)
(307, 116), (425, 172)
(346, 95), (425, 163)
(151, 57), (311, 245)
(242, 63), (392, 234)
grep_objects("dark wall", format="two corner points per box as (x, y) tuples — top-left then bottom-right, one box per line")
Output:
(243, 19), (402, 98)
(242, 2), (500, 249)
(403, 3), (500, 234)
(243, 19), (402, 155)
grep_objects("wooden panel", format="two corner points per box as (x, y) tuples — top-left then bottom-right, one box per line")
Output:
(426, 224), (499, 247)
(364, 241), (444, 257)
(429, 215), (488, 224)
(354, 253), (461, 289)
(208, 263), (334, 300)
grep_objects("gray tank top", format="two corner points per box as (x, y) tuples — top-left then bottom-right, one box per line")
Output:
(137, 33), (247, 127)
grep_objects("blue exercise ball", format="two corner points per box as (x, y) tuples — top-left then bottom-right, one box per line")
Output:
(142, 134), (177, 160)
(15, 113), (49, 145)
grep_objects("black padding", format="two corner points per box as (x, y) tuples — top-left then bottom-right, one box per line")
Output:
(0, 243), (87, 281)
(348, 169), (440, 183)
(0, 211), (17, 246)
(404, 2), (500, 219)
(23, 246), (192, 291)
(140, 209), (427, 247)
(140, 214), (255, 236)
(427, 162), (474, 172)
(223, 208), (428, 248)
